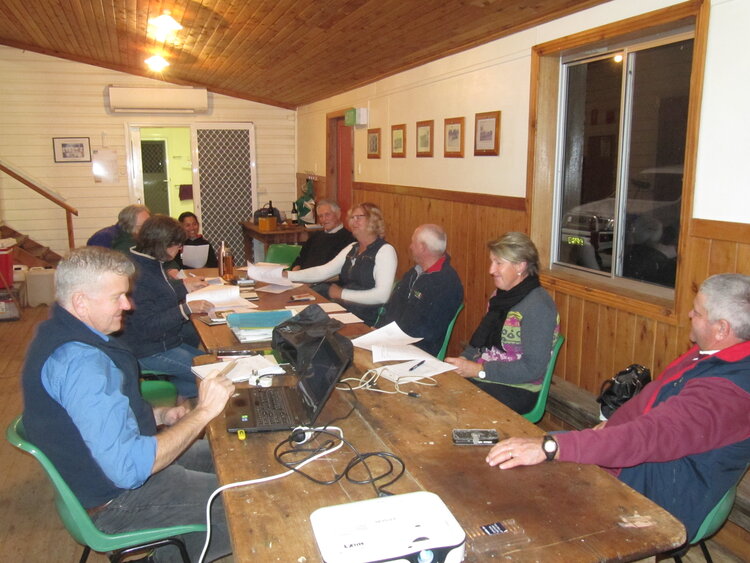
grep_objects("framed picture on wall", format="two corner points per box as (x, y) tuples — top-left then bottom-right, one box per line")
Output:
(416, 120), (434, 157)
(53, 137), (91, 163)
(391, 124), (406, 158)
(367, 128), (381, 158)
(444, 117), (465, 158)
(474, 111), (501, 156)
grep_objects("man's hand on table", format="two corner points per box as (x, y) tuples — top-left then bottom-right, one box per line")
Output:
(194, 368), (235, 421)
(186, 299), (212, 314)
(486, 437), (550, 469)
(328, 284), (343, 299)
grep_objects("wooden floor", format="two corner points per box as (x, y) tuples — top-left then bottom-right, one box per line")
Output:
(0, 305), (742, 562)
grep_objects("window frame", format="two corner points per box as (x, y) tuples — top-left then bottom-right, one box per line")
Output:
(528, 1), (708, 309)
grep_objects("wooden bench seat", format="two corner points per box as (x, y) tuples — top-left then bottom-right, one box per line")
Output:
(546, 376), (750, 532)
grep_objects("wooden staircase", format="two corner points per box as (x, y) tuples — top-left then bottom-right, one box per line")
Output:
(1, 224), (63, 269)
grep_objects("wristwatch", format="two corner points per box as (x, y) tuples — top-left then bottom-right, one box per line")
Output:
(542, 435), (558, 461)
(477, 370), (486, 379)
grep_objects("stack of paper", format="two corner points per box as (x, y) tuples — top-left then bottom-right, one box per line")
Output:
(191, 356), (286, 383)
(186, 284), (249, 309)
(226, 309), (294, 343)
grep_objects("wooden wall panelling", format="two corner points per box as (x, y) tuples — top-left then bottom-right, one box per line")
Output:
(352, 182), (527, 357)
(613, 310), (637, 375)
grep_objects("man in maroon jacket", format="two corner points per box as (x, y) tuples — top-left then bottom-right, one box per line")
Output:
(486, 273), (750, 540)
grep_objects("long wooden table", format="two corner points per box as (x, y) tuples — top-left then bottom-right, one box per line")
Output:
(192, 276), (686, 562)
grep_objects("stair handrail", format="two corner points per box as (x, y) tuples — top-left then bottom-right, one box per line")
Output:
(0, 160), (78, 249)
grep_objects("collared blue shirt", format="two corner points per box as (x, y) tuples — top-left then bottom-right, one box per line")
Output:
(41, 328), (157, 489)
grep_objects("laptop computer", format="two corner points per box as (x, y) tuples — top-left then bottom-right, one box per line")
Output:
(225, 336), (351, 433)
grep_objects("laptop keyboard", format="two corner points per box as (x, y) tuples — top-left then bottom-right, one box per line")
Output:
(254, 388), (295, 426)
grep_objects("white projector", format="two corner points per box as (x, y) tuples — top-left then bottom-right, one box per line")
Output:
(310, 491), (466, 563)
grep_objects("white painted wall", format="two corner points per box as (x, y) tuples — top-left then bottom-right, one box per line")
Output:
(0, 47), (296, 255)
(297, 0), (750, 225)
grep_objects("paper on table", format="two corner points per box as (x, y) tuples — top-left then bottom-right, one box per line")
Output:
(181, 244), (209, 268)
(191, 356), (285, 382)
(376, 358), (456, 383)
(285, 302), (346, 314)
(371, 343), (432, 363)
(186, 284), (248, 308)
(247, 262), (292, 286)
(256, 283), (303, 294)
(350, 321), (422, 351)
(330, 312), (363, 324)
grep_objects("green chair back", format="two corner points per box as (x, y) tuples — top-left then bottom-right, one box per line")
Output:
(436, 303), (464, 361)
(265, 243), (302, 267)
(5, 415), (204, 561)
(522, 333), (564, 424)
(140, 379), (178, 407)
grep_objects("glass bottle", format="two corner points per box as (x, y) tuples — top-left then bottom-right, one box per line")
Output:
(291, 202), (298, 224)
(221, 243), (234, 280)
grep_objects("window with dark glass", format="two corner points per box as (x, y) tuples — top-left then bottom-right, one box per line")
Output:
(555, 37), (693, 289)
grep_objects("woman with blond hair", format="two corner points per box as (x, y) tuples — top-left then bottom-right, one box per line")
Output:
(287, 202), (396, 325)
(446, 232), (559, 414)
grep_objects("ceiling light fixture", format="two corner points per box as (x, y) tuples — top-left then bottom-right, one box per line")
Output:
(145, 55), (170, 72)
(148, 10), (182, 42)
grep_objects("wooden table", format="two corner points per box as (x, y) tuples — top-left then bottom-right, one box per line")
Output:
(192, 279), (686, 562)
(240, 220), (309, 262)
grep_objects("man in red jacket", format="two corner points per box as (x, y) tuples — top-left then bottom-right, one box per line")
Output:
(486, 273), (750, 540)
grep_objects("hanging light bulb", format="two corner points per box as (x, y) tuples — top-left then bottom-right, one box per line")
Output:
(148, 10), (182, 42)
(145, 55), (170, 72)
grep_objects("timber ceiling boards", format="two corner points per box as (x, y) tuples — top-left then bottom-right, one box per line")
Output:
(0, 0), (608, 109)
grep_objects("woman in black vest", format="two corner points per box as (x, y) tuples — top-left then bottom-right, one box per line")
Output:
(288, 202), (397, 325)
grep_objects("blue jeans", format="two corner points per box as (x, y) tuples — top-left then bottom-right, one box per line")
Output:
(138, 343), (205, 398)
(92, 440), (230, 563)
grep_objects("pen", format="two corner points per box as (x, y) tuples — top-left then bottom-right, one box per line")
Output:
(188, 272), (196, 277)
(409, 360), (425, 372)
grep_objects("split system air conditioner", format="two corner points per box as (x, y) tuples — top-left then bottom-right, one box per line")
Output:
(107, 86), (209, 113)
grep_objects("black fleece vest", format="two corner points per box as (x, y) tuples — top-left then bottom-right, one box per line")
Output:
(22, 304), (157, 508)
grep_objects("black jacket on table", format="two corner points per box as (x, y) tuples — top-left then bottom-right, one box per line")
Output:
(376, 254), (464, 356)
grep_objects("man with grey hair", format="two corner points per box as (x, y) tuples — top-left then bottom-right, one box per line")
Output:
(21, 246), (234, 562)
(87, 204), (150, 249)
(486, 273), (750, 542)
(291, 199), (354, 270)
(375, 224), (464, 356)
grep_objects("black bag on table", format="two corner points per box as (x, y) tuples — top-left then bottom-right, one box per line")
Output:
(271, 304), (352, 377)
(597, 364), (651, 419)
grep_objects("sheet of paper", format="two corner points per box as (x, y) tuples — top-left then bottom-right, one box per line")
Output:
(186, 284), (247, 307)
(256, 282), (303, 294)
(247, 262), (292, 285)
(376, 358), (456, 383)
(330, 312), (363, 324)
(285, 302), (346, 314)
(371, 343), (433, 363)
(350, 321), (422, 351)
(181, 244), (210, 268)
(191, 356), (285, 382)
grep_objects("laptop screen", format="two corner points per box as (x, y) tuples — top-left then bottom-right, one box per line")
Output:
(296, 336), (351, 420)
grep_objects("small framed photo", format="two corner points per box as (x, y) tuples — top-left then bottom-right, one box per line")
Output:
(444, 117), (465, 158)
(474, 111), (501, 156)
(367, 128), (381, 159)
(53, 137), (91, 163)
(391, 124), (406, 158)
(415, 120), (434, 158)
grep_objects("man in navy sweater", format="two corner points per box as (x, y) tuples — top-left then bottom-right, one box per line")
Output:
(291, 199), (355, 270)
(376, 224), (464, 356)
(486, 273), (750, 542)
(22, 247), (234, 562)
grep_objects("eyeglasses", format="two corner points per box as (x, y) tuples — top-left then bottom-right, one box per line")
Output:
(350, 214), (367, 221)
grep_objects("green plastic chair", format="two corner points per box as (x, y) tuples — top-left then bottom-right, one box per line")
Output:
(672, 466), (748, 563)
(265, 243), (302, 267)
(436, 303), (464, 361)
(522, 333), (564, 424)
(6, 416), (205, 562)
(140, 379), (178, 407)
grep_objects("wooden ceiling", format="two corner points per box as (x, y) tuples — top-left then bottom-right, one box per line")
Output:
(0, 0), (608, 109)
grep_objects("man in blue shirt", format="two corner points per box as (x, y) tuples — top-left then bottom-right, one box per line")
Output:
(22, 247), (234, 562)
